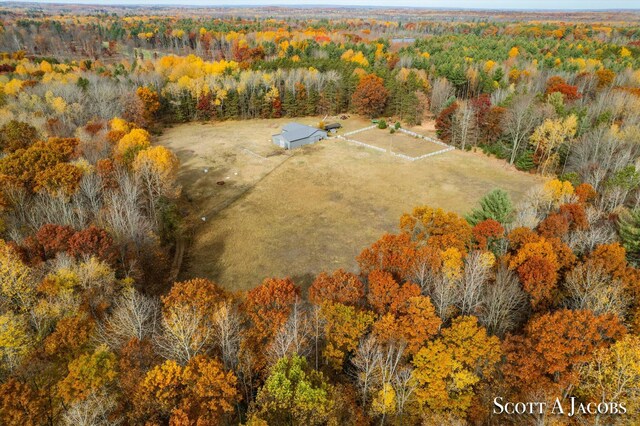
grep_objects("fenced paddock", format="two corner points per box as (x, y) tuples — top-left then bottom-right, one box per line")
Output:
(338, 126), (454, 161)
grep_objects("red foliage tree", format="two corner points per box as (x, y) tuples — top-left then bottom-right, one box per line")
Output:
(537, 213), (570, 239)
(471, 94), (491, 137)
(35, 224), (75, 259)
(545, 76), (581, 101)
(67, 226), (116, 263)
(472, 219), (505, 251)
(558, 203), (588, 230)
(435, 102), (458, 143)
(483, 106), (506, 143)
(196, 92), (216, 120)
(96, 159), (119, 190)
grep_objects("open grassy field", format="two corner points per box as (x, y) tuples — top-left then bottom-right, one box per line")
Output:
(157, 117), (543, 291)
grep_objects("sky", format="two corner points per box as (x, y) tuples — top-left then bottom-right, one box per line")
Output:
(21, 0), (640, 10)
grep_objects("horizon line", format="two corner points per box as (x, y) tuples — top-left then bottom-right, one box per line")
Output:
(3, 2), (640, 12)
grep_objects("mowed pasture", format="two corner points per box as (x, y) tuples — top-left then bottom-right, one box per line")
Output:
(157, 117), (543, 291)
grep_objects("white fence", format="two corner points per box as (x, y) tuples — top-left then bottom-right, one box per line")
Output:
(342, 125), (377, 137)
(398, 128), (451, 148)
(337, 126), (454, 161)
(338, 136), (387, 152)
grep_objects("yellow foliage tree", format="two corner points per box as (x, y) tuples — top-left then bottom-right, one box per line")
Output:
(133, 146), (179, 183)
(371, 382), (397, 418)
(57, 345), (118, 403)
(110, 117), (131, 134)
(40, 60), (53, 73)
(3, 79), (23, 96)
(543, 179), (575, 208)
(530, 115), (577, 175)
(413, 316), (501, 417)
(341, 49), (369, 67)
(0, 240), (34, 311)
(115, 128), (151, 164)
(321, 302), (374, 370)
(0, 312), (31, 372)
(578, 334), (640, 419)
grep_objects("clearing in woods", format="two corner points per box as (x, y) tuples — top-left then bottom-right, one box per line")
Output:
(157, 116), (543, 291)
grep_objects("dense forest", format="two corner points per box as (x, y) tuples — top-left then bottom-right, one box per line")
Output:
(0, 5), (639, 425)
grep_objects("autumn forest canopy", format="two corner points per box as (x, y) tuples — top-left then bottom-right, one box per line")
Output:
(0, 3), (639, 426)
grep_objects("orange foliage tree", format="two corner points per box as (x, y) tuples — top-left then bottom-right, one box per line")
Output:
(308, 269), (364, 306)
(545, 76), (581, 100)
(0, 137), (77, 190)
(400, 206), (472, 254)
(366, 270), (420, 315)
(351, 74), (389, 117)
(373, 295), (441, 355)
(243, 277), (300, 370)
(537, 212), (570, 239)
(0, 379), (48, 426)
(502, 309), (625, 398)
(357, 233), (417, 280)
(472, 219), (505, 252)
(33, 162), (84, 196)
(138, 355), (238, 424)
(509, 237), (560, 307)
(136, 86), (161, 123)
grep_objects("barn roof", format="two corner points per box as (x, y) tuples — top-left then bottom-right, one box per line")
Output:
(278, 123), (325, 142)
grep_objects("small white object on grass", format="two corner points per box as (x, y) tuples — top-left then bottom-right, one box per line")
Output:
(234, 172), (238, 175)
(203, 168), (208, 173)
(201, 216), (206, 222)
(226, 176), (230, 179)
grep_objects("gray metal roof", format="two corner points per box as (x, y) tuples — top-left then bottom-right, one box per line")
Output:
(278, 123), (325, 142)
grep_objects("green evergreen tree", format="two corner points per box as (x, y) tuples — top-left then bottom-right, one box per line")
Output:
(618, 208), (640, 264)
(466, 189), (514, 226)
(283, 89), (296, 117)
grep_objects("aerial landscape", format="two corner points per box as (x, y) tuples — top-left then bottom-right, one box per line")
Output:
(0, 1), (639, 425)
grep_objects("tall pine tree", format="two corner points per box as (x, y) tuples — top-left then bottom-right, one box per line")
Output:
(619, 208), (640, 264)
(466, 189), (514, 226)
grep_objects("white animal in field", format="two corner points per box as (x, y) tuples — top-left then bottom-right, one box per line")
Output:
(201, 216), (206, 222)
(203, 168), (208, 173)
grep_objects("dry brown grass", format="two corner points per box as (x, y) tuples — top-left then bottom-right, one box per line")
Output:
(157, 116), (543, 291)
